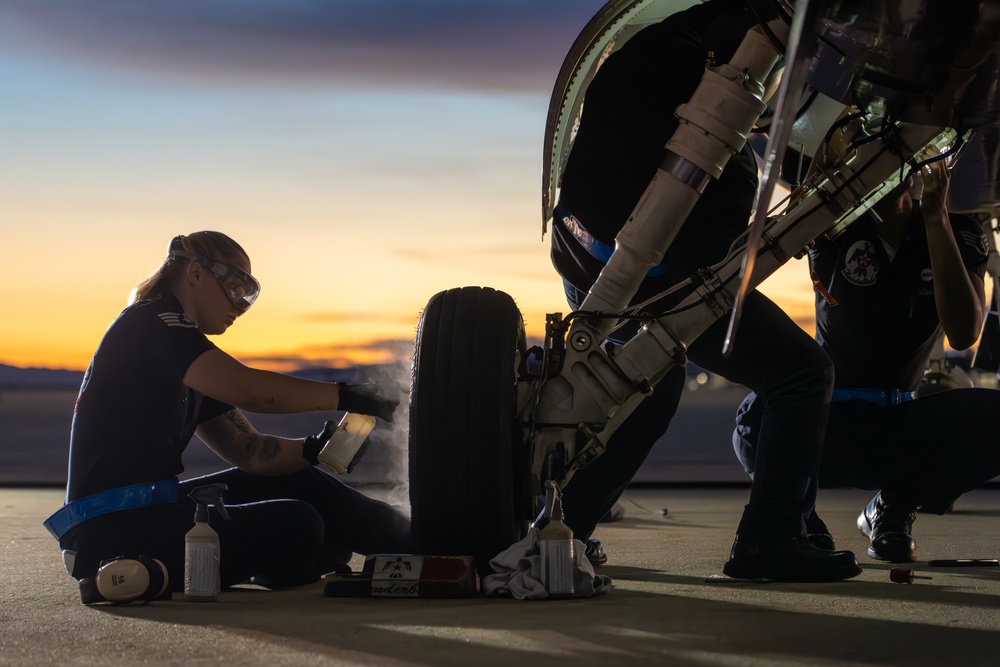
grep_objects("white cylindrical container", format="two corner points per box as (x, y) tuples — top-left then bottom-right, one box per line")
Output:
(184, 507), (220, 601)
(539, 530), (576, 596)
(317, 413), (377, 474)
(536, 480), (575, 596)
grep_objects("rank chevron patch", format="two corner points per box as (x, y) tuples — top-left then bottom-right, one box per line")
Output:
(158, 312), (197, 328)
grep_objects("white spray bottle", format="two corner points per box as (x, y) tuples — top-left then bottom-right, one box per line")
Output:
(535, 480), (575, 597)
(184, 483), (230, 602)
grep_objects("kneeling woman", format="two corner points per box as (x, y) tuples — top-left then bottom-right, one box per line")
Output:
(46, 231), (411, 598)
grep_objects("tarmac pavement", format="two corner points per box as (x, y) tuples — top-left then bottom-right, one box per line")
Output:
(3, 485), (999, 667)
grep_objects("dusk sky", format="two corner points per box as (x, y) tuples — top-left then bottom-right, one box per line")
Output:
(0, 0), (815, 373)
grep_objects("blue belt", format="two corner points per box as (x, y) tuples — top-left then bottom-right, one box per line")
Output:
(43, 480), (179, 540)
(831, 388), (914, 406)
(556, 203), (670, 278)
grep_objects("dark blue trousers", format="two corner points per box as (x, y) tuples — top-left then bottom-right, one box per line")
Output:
(735, 387), (1000, 514)
(61, 466), (412, 589)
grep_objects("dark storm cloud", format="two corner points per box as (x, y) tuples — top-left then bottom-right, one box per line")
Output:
(0, 0), (606, 92)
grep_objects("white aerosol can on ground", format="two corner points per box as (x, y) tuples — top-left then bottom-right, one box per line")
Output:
(536, 480), (575, 597)
(184, 483), (230, 601)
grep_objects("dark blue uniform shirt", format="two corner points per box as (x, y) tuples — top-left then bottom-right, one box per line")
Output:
(810, 202), (988, 391)
(67, 293), (232, 501)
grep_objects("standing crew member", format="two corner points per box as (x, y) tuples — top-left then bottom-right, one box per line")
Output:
(550, 0), (860, 581)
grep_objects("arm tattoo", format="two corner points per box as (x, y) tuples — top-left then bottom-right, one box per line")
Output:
(257, 434), (281, 462)
(203, 409), (281, 467)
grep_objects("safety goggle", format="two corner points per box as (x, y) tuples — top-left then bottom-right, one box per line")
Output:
(170, 249), (261, 310)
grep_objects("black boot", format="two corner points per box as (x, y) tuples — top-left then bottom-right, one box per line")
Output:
(805, 509), (835, 551)
(584, 537), (608, 567)
(857, 492), (917, 562)
(722, 535), (862, 582)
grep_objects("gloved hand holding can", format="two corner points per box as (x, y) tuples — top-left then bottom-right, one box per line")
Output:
(302, 420), (338, 466)
(302, 415), (377, 474)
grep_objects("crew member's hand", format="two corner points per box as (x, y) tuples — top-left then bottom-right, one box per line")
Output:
(302, 420), (337, 465)
(920, 160), (950, 224)
(337, 382), (402, 422)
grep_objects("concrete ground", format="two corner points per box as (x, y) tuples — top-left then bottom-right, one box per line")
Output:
(3, 485), (999, 667)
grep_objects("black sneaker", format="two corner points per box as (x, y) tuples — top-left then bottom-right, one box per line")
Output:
(584, 537), (608, 567)
(857, 492), (917, 562)
(722, 535), (862, 582)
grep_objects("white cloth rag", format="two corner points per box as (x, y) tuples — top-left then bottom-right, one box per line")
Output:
(481, 527), (613, 600)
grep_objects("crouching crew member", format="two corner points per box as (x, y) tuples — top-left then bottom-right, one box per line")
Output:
(735, 160), (998, 562)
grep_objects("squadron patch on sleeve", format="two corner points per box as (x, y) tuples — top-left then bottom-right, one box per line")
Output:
(842, 240), (879, 286)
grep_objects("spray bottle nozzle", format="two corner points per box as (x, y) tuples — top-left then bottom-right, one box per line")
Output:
(188, 483), (231, 522)
(533, 479), (565, 531)
(543, 480), (564, 520)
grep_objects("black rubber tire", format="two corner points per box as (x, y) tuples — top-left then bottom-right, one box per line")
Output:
(409, 286), (530, 577)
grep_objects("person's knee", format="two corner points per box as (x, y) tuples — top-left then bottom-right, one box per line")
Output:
(365, 501), (413, 553)
(767, 346), (833, 398)
(797, 344), (834, 387)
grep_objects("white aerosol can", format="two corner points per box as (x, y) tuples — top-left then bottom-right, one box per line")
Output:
(536, 480), (575, 597)
(184, 483), (230, 601)
(317, 412), (377, 474)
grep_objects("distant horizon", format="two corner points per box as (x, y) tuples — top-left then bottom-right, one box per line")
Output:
(0, 360), (409, 391)
(0, 351), (737, 389)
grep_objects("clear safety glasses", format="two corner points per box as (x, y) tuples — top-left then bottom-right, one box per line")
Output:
(170, 249), (261, 310)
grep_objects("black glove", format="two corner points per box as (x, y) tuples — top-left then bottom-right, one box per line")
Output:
(337, 382), (401, 422)
(302, 420), (337, 465)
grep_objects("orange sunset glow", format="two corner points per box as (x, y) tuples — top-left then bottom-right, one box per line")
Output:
(1, 2), (826, 374)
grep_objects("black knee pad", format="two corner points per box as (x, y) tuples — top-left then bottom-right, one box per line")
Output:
(80, 555), (171, 604)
